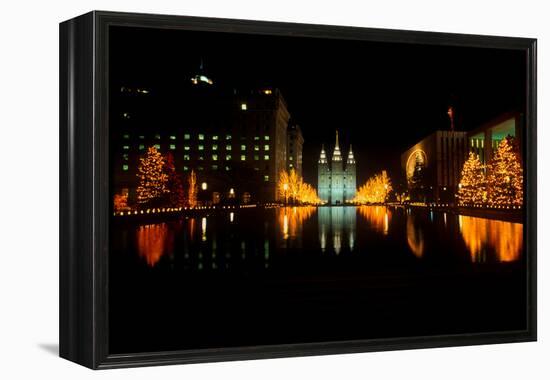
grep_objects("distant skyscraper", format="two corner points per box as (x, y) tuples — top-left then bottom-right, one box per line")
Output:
(317, 131), (357, 204)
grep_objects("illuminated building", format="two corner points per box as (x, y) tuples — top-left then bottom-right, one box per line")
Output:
(400, 111), (524, 203)
(112, 65), (301, 204)
(287, 123), (304, 176)
(317, 131), (356, 204)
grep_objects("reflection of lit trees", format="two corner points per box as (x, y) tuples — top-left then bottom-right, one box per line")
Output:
(353, 171), (392, 204)
(277, 206), (316, 240)
(357, 206), (390, 235)
(277, 169), (321, 204)
(406, 214), (424, 258)
(136, 223), (174, 267)
(459, 215), (522, 262)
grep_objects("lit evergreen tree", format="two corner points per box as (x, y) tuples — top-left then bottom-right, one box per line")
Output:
(164, 152), (186, 207)
(136, 146), (168, 205)
(457, 152), (486, 205)
(187, 169), (198, 207)
(486, 136), (523, 206)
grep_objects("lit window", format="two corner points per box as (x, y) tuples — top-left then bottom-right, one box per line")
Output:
(225, 166), (231, 171)
(154, 144), (160, 150)
(289, 156), (293, 161)
(139, 135), (145, 140)
(241, 155), (246, 161)
(226, 155), (232, 160)
(183, 166), (189, 171)
(122, 164), (129, 171)
(264, 155), (269, 160)
(212, 145), (218, 150)
(198, 134), (204, 140)
(155, 134), (161, 139)
(123, 134), (130, 139)
(184, 155), (190, 160)
(254, 136), (260, 141)
(264, 175), (269, 182)
(199, 156), (204, 160)
(289, 163), (293, 168)
(264, 145), (269, 151)
(122, 145), (129, 150)
(169, 135), (176, 140)
(201, 182), (207, 190)
(138, 144), (145, 150)
(241, 103), (247, 110)
(122, 153), (129, 160)
(184, 134), (191, 140)
(264, 136), (270, 141)
(184, 146), (190, 151)
(198, 145), (204, 151)
(254, 155), (259, 161)
(170, 144), (176, 150)
(212, 135), (219, 140)
(226, 134), (232, 140)
(263, 89), (272, 95)
(254, 145), (259, 151)
(226, 145), (232, 150)
(122, 112), (130, 119)
(212, 154), (218, 161)
(241, 145), (246, 151)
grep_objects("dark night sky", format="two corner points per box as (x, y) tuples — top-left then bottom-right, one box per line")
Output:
(110, 26), (526, 186)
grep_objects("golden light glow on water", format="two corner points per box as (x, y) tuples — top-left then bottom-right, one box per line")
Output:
(277, 206), (316, 241)
(406, 215), (424, 258)
(358, 206), (391, 234)
(201, 217), (207, 241)
(136, 223), (173, 266)
(459, 215), (522, 262)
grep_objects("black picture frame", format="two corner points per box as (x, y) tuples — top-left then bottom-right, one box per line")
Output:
(60, 10), (537, 369)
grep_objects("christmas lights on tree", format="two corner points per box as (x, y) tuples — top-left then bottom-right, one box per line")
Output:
(457, 152), (486, 205)
(353, 170), (392, 204)
(136, 146), (168, 205)
(486, 136), (523, 207)
(187, 169), (198, 207)
(164, 152), (186, 207)
(277, 169), (321, 204)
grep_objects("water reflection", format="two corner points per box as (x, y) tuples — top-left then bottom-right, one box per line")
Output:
(136, 223), (174, 266)
(277, 206), (316, 242)
(459, 215), (523, 262)
(406, 214), (425, 258)
(318, 207), (356, 254)
(357, 206), (391, 235)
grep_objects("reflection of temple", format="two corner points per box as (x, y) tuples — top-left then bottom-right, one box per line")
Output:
(318, 131), (356, 204)
(318, 206), (356, 254)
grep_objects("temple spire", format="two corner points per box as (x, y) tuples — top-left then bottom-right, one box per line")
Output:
(332, 130), (342, 161)
(319, 144), (327, 164)
(347, 144), (355, 164)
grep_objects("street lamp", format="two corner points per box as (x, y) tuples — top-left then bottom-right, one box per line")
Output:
(201, 182), (208, 191)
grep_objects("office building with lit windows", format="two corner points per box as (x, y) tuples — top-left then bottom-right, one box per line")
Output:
(111, 68), (303, 204)
(287, 123), (304, 176)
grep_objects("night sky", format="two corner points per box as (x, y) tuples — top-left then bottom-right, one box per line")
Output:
(110, 25), (526, 186)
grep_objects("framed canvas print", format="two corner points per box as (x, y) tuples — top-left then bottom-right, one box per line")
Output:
(60, 11), (537, 369)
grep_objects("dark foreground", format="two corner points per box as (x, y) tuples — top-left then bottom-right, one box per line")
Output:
(109, 206), (526, 354)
